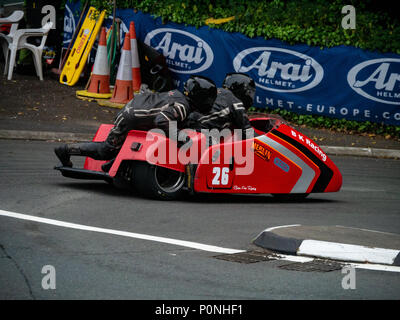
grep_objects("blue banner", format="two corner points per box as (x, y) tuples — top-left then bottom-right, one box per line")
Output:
(62, 0), (80, 48)
(64, 1), (400, 125)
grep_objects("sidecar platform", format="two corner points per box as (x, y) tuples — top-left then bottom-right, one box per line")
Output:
(54, 166), (112, 183)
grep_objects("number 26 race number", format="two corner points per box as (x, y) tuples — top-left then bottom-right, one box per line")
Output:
(212, 167), (230, 186)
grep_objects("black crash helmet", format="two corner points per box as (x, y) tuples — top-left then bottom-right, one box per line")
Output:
(223, 73), (256, 110)
(183, 75), (217, 114)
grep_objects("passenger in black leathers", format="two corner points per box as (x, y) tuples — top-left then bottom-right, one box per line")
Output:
(184, 73), (256, 139)
(54, 76), (217, 168)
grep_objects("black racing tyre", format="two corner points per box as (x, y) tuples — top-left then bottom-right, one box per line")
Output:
(111, 161), (135, 190)
(271, 193), (310, 200)
(132, 161), (185, 200)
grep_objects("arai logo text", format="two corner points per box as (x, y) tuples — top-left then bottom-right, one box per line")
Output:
(347, 58), (400, 105)
(233, 47), (324, 93)
(63, 4), (76, 44)
(144, 28), (214, 74)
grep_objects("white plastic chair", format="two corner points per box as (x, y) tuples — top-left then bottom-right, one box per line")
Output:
(5, 21), (53, 80)
(0, 10), (24, 75)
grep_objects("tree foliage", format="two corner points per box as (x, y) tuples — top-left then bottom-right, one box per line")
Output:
(83, 0), (399, 54)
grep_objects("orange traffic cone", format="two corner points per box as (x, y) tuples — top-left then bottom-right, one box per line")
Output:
(76, 27), (112, 101)
(129, 21), (141, 92)
(110, 32), (134, 104)
(88, 27), (111, 94)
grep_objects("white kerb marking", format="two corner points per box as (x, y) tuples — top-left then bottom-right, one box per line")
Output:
(263, 224), (301, 233)
(298, 239), (400, 265)
(253, 224), (301, 241)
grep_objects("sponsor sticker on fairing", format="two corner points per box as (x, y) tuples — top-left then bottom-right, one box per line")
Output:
(252, 141), (272, 161)
(274, 157), (290, 173)
(291, 130), (327, 162)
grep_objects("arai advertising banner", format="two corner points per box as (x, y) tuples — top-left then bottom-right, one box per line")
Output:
(64, 1), (400, 125)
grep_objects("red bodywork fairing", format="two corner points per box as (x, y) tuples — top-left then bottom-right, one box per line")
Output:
(83, 117), (342, 195)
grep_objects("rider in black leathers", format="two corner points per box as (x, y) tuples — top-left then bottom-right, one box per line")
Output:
(54, 76), (217, 168)
(184, 73), (256, 138)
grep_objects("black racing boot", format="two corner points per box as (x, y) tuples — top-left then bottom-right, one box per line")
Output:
(54, 144), (72, 167)
(55, 142), (119, 167)
(67, 142), (119, 160)
(101, 158), (116, 173)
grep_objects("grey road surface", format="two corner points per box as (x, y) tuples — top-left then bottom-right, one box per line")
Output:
(0, 140), (399, 300)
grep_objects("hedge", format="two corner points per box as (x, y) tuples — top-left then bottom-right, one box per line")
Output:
(85, 0), (400, 54)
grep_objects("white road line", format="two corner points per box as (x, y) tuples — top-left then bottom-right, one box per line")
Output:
(1, 209), (400, 273)
(344, 263), (400, 273)
(0, 209), (244, 254)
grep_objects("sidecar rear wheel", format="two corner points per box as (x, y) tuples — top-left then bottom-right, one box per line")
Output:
(132, 162), (185, 200)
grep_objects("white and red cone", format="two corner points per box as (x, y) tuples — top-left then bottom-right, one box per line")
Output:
(129, 21), (141, 92)
(87, 27), (111, 94)
(110, 32), (134, 104)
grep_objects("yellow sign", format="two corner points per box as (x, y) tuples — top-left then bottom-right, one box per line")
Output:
(60, 7), (106, 86)
(205, 16), (235, 25)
